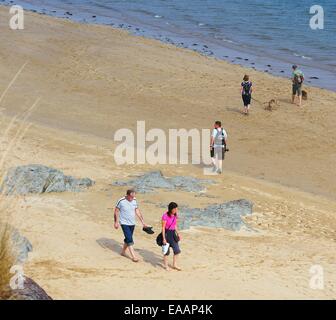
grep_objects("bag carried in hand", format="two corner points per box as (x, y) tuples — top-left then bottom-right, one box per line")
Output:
(156, 233), (164, 246)
(156, 215), (176, 247)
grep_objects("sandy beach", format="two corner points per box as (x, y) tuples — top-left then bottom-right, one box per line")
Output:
(0, 6), (336, 299)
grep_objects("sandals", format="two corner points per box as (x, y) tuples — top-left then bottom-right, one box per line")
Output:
(142, 226), (155, 234)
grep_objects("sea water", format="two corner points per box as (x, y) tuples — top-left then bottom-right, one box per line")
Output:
(4, 0), (336, 91)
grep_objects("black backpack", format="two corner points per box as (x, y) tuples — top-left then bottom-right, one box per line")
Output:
(242, 81), (252, 95)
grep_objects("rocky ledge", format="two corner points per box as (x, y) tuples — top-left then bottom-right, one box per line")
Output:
(112, 171), (214, 193)
(179, 199), (254, 231)
(0, 223), (52, 300)
(1, 164), (94, 195)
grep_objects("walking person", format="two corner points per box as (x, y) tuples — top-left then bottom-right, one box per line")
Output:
(210, 121), (228, 174)
(291, 65), (304, 107)
(114, 189), (149, 263)
(241, 74), (253, 115)
(162, 202), (182, 271)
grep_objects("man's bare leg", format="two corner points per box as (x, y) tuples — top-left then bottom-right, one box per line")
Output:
(128, 245), (139, 262)
(292, 94), (296, 104)
(121, 243), (128, 257)
(211, 157), (216, 167)
(217, 159), (223, 174)
(210, 157), (217, 173)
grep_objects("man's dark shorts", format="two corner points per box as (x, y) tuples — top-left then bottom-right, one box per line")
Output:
(121, 224), (135, 246)
(165, 229), (181, 256)
(292, 83), (302, 96)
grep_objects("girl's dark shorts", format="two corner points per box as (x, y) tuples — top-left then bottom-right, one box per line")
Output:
(242, 94), (251, 106)
(165, 229), (181, 256)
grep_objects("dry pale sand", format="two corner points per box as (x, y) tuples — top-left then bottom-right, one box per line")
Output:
(0, 7), (335, 299)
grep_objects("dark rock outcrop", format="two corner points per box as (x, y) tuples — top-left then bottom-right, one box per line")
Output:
(8, 225), (32, 265)
(113, 171), (214, 193)
(179, 199), (254, 231)
(0, 223), (32, 265)
(1, 164), (94, 195)
(113, 171), (173, 193)
(0, 277), (52, 300)
(0, 224), (52, 300)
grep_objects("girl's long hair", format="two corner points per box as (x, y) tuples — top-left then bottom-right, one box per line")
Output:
(167, 202), (178, 217)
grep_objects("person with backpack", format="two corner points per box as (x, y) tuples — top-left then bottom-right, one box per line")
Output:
(292, 65), (304, 107)
(161, 202), (181, 271)
(210, 121), (228, 174)
(241, 75), (253, 115)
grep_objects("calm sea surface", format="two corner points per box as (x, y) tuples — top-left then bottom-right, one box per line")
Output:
(5, 0), (336, 90)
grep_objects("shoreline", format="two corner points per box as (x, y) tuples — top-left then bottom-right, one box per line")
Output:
(2, 1), (336, 92)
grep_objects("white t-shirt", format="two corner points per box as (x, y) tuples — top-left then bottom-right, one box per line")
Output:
(212, 128), (227, 148)
(116, 197), (138, 226)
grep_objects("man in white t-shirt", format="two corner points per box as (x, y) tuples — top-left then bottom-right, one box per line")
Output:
(114, 189), (148, 263)
(210, 121), (228, 174)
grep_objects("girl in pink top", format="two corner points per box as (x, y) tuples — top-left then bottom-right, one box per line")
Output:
(162, 202), (182, 271)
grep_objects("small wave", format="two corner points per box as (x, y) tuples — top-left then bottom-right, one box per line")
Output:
(249, 33), (273, 41)
(154, 15), (163, 19)
(280, 48), (294, 53)
(223, 39), (234, 44)
(294, 53), (312, 60)
(198, 23), (206, 26)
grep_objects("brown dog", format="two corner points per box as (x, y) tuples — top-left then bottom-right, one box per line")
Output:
(264, 99), (279, 111)
(302, 90), (308, 100)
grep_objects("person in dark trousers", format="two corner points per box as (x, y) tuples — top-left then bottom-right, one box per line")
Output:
(241, 74), (253, 115)
(162, 202), (182, 271)
(114, 189), (148, 263)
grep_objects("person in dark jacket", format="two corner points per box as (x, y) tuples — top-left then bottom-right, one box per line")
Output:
(241, 74), (253, 115)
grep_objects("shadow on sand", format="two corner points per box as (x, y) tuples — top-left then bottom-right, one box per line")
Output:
(96, 237), (162, 268)
(275, 98), (292, 105)
(226, 107), (244, 115)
